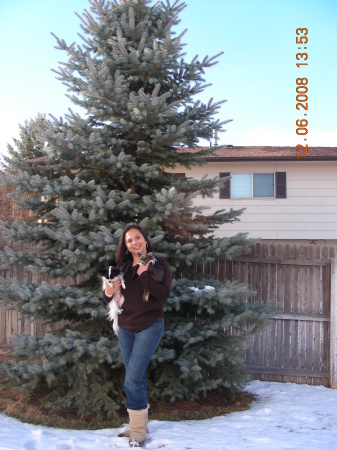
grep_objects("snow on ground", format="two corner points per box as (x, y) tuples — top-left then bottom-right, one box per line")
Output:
(0, 381), (336, 450)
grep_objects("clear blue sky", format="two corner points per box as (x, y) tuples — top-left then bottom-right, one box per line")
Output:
(0, 0), (336, 159)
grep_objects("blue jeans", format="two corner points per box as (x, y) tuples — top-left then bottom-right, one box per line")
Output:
(118, 318), (164, 410)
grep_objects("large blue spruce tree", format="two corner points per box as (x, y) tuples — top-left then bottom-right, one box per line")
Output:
(0, 0), (268, 417)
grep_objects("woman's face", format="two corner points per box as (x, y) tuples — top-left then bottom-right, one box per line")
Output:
(124, 228), (148, 261)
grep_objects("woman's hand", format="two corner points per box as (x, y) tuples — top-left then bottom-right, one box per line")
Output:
(137, 263), (149, 276)
(105, 278), (122, 297)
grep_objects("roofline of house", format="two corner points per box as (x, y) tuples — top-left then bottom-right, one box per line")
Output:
(27, 146), (337, 165)
(204, 156), (336, 162)
(197, 146), (337, 162)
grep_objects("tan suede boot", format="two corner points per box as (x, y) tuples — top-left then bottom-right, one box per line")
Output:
(127, 406), (149, 447)
(117, 426), (130, 438)
(118, 424), (149, 438)
(118, 404), (150, 439)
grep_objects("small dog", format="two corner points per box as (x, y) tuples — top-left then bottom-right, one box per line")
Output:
(98, 265), (125, 335)
(137, 252), (165, 300)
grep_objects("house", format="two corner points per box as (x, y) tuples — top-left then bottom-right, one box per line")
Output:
(6, 146), (337, 245)
(170, 146), (337, 245)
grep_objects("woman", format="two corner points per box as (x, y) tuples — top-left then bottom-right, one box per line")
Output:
(103, 224), (172, 448)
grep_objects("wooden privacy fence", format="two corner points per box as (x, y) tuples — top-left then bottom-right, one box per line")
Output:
(201, 243), (337, 388)
(1, 242), (336, 388)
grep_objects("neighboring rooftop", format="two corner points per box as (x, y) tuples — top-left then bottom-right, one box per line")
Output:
(178, 146), (337, 161)
(27, 146), (337, 165)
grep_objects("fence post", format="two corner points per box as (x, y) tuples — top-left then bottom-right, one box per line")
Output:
(330, 258), (337, 388)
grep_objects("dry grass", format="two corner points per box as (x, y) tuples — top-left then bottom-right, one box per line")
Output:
(0, 385), (256, 430)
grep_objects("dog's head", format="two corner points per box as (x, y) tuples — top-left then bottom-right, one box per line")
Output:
(98, 265), (122, 283)
(137, 252), (156, 266)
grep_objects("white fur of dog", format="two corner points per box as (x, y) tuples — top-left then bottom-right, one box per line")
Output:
(101, 267), (126, 335)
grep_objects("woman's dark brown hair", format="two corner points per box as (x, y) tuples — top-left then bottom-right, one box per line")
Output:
(116, 224), (153, 266)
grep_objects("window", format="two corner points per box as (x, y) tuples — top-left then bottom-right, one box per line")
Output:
(219, 172), (286, 199)
(232, 173), (252, 198)
(253, 174), (274, 197)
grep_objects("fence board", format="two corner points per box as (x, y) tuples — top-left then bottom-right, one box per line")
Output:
(229, 243), (334, 387)
(330, 258), (337, 388)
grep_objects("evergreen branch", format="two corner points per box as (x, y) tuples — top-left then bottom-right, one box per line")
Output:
(134, 104), (153, 145)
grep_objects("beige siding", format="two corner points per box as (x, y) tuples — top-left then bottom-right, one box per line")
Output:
(170, 160), (337, 241)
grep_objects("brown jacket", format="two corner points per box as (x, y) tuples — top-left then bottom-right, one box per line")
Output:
(103, 256), (172, 333)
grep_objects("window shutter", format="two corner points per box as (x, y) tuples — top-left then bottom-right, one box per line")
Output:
(174, 173), (185, 178)
(275, 172), (287, 198)
(219, 172), (230, 198)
